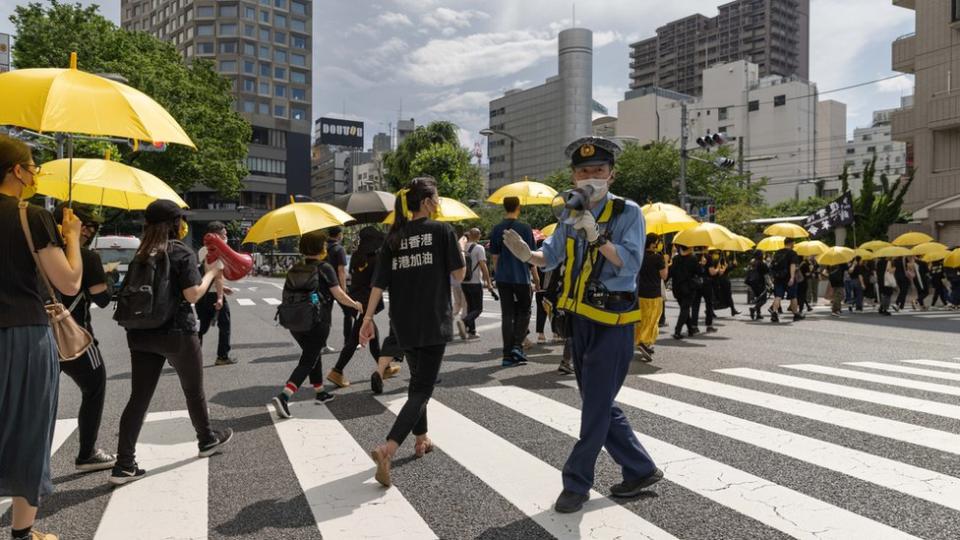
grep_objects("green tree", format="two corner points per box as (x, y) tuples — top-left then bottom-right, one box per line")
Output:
(841, 157), (915, 245)
(11, 1), (250, 196)
(408, 142), (482, 201)
(383, 121), (459, 189)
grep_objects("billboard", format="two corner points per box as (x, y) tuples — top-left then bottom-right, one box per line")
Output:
(318, 117), (364, 148)
(0, 34), (10, 73)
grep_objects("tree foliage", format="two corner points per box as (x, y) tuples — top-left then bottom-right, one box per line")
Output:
(11, 1), (250, 196)
(382, 120), (482, 200)
(841, 157), (915, 244)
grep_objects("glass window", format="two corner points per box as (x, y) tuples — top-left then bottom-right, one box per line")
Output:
(260, 10), (269, 22)
(862, 134), (872, 141)
(291, 87), (305, 101)
(290, 19), (305, 32)
(259, 62), (271, 76)
(219, 5), (238, 17)
(197, 42), (214, 54)
(275, 14), (286, 28)
(244, 5), (255, 18)
(291, 107), (306, 121)
(244, 23), (255, 37)
(718, 107), (728, 121)
(292, 35), (306, 49)
(244, 43), (256, 55)
(274, 84), (286, 97)
(242, 78), (256, 92)
(259, 45), (270, 59)
(274, 104), (286, 117)
(197, 6), (214, 17)
(867, 146), (877, 153)
(274, 67), (286, 79)
(197, 23), (214, 36)
(220, 23), (237, 36)
(259, 81), (270, 95)
(259, 28), (270, 42)
(220, 41), (237, 54)
(243, 101), (256, 113)
(290, 70), (306, 84)
(748, 100), (759, 112)
(219, 60), (237, 72)
(774, 94), (786, 107)
(243, 60), (255, 74)
(274, 49), (287, 63)
(291, 1), (305, 15)
(290, 53), (306, 67)
(258, 102), (269, 115)
(274, 0), (287, 9)
(274, 31), (286, 44)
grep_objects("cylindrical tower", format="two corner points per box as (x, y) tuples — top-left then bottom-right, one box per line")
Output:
(558, 28), (593, 146)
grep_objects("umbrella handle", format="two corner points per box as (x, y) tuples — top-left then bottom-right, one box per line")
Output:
(67, 134), (74, 209)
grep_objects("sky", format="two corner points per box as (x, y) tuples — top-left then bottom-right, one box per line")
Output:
(0, 0), (916, 153)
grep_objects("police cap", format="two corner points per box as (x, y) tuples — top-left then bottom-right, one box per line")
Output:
(565, 136), (621, 169)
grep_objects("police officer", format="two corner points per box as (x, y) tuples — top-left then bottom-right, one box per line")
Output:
(501, 136), (662, 514)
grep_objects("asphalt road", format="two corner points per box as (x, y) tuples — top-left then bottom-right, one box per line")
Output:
(4, 277), (960, 539)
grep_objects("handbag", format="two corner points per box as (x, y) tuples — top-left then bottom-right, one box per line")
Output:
(884, 269), (898, 290)
(19, 203), (93, 362)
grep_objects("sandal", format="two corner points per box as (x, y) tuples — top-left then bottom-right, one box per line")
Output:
(414, 438), (435, 458)
(370, 446), (392, 487)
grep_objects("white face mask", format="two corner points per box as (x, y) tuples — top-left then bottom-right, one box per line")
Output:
(575, 178), (610, 203)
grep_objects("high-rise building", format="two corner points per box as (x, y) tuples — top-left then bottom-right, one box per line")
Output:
(629, 0), (809, 97)
(842, 108), (908, 198)
(486, 28), (593, 191)
(396, 118), (415, 147)
(121, 0), (313, 228)
(890, 0), (960, 246)
(372, 132), (392, 154)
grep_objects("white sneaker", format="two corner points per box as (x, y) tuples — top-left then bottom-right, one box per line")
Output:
(322, 345), (336, 353)
(456, 319), (468, 340)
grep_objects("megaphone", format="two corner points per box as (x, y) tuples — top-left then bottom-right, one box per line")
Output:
(552, 185), (596, 224)
(203, 233), (254, 281)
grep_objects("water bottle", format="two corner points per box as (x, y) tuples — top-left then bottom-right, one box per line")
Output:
(310, 292), (319, 305)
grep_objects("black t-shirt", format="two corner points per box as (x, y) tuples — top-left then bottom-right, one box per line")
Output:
(373, 219), (464, 348)
(61, 247), (108, 335)
(326, 241), (347, 278)
(773, 248), (799, 283)
(828, 265), (846, 287)
(669, 253), (699, 293)
(637, 251), (666, 298)
(130, 240), (203, 335)
(0, 194), (64, 328)
(348, 251), (381, 311)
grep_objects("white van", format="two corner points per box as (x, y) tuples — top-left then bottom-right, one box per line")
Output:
(90, 236), (141, 291)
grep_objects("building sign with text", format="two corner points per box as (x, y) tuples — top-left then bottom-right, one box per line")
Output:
(318, 118), (364, 148)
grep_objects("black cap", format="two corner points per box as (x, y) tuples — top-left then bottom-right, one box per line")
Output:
(145, 199), (188, 224)
(565, 136), (621, 168)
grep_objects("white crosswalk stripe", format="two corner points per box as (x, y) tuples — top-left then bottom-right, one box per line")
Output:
(0, 419), (77, 517)
(784, 363), (960, 397)
(904, 359), (960, 371)
(847, 361), (960, 382)
(235, 298), (256, 306)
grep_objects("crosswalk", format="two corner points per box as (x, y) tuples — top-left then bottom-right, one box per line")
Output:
(11, 357), (960, 538)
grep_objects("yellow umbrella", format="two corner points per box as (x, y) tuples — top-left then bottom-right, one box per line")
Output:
(756, 236), (785, 252)
(643, 206), (698, 235)
(0, 52), (194, 147)
(37, 158), (186, 210)
(910, 242), (948, 256)
(873, 246), (914, 258)
(382, 197), (479, 224)
(243, 201), (355, 244)
(854, 248), (875, 261)
(795, 240), (829, 257)
(944, 248), (960, 268)
(641, 202), (686, 215)
(487, 181), (558, 205)
(762, 222), (809, 239)
(859, 240), (892, 251)
(892, 231), (934, 247)
(922, 250), (950, 263)
(541, 223), (557, 237)
(817, 246), (855, 266)
(718, 235), (756, 252)
(673, 223), (736, 248)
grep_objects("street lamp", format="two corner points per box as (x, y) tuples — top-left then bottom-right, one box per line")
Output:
(480, 128), (522, 184)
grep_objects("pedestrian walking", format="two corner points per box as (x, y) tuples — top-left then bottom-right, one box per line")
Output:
(322, 226), (348, 353)
(700, 250), (720, 332)
(827, 263), (845, 317)
(196, 221), (235, 365)
(361, 177), (465, 487)
(893, 256), (911, 311)
(489, 196), (536, 367)
(913, 257), (930, 310)
(878, 258), (897, 315)
(848, 257), (866, 311)
(635, 233), (667, 361)
(805, 256), (820, 311)
(111, 199), (233, 485)
(53, 204), (116, 473)
(457, 227), (494, 339)
(1, 135), (83, 540)
(745, 251), (769, 320)
(770, 237), (803, 322)
(670, 244), (700, 337)
(930, 259), (950, 308)
(271, 229), (364, 417)
(718, 252), (739, 317)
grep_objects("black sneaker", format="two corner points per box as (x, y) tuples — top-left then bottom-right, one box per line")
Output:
(688, 328), (701, 336)
(770, 311), (780, 323)
(109, 463), (146, 486)
(610, 468), (664, 498)
(272, 395), (292, 419)
(705, 326), (718, 333)
(198, 428), (233, 458)
(370, 371), (384, 395)
(315, 390), (335, 404)
(502, 356), (524, 368)
(511, 347), (529, 365)
(76, 448), (116, 473)
(671, 333), (683, 340)
(749, 307), (756, 320)
(557, 359), (574, 374)
(792, 313), (805, 322)
(639, 343), (655, 356)
(554, 490), (589, 513)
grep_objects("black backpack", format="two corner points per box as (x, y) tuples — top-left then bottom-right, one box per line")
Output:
(463, 243), (479, 282)
(772, 250), (791, 281)
(114, 243), (179, 330)
(276, 261), (332, 332)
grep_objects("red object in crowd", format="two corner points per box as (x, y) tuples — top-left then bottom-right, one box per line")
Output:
(203, 233), (254, 281)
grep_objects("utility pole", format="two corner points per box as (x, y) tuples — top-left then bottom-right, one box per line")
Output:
(679, 101), (689, 212)
(737, 137), (745, 177)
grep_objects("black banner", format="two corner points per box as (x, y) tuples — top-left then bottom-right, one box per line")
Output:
(318, 117), (364, 148)
(803, 192), (854, 237)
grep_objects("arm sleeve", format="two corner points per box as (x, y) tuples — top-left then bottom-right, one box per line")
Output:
(488, 225), (502, 255)
(612, 204), (644, 278)
(318, 262), (339, 290)
(655, 253), (666, 272)
(82, 249), (108, 291)
(175, 244), (203, 291)
(539, 223), (568, 271)
(445, 226), (465, 274)
(372, 247), (392, 289)
(27, 206), (64, 251)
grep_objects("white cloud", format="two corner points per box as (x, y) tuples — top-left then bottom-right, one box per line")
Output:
(593, 30), (623, 48)
(345, 22), (377, 37)
(427, 91), (498, 114)
(877, 74), (914, 95)
(405, 30), (557, 86)
(593, 84), (626, 113)
(376, 12), (413, 27)
(314, 66), (377, 90)
(392, 0), (436, 11)
(421, 8), (489, 30)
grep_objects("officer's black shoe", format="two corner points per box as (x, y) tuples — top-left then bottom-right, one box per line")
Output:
(610, 468), (664, 498)
(671, 332), (683, 340)
(554, 490), (589, 513)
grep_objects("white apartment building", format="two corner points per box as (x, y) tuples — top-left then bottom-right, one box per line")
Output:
(352, 161), (383, 192)
(837, 108), (908, 198)
(617, 60), (847, 204)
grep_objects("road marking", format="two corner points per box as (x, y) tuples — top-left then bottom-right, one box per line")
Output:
(270, 403), (436, 539)
(474, 322), (501, 333)
(0, 418), (77, 517)
(718, 368), (960, 420)
(248, 287), (259, 292)
(847, 361), (960, 382)
(641, 373), (960, 456)
(263, 298), (281, 306)
(477, 312), (501, 319)
(95, 411), (207, 540)
(236, 298), (256, 306)
(784, 364), (960, 398)
(477, 385), (917, 540)
(377, 394), (677, 540)
(607, 383), (960, 513)
(904, 359), (960, 371)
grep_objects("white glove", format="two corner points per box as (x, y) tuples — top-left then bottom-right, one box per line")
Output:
(502, 229), (532, 263)
(573, 211), (599, 243)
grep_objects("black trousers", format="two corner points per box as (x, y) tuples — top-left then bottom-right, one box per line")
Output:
(196, 292), (231, 359)
(333, 312), (380, 372)
(341, 304), (355, 344)
(535, 291), (547, 333)
(701, 282), (716, 326)
(749, 283), (768, 313)
(386, 343), (445, 446)
(286, 322), (332, 390)
(461, 283), (484, 334)
(914, 277), (929, 306)
(895, 278), (910, 309)
(60, 343), (106, 460)
(674, 290), (696, 335)
(496, 283), (532, 355)
(118, 333), (214, 467)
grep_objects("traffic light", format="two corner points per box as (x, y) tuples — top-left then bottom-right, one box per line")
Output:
(696, 132), (728, 149)
(708, 205), (716, 223)
(713, 157), (736, 169)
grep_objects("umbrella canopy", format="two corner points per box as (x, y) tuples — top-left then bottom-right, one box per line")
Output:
(892, 231), (934, 247)
(756, 236), (786, 252)
(718, 235), (756, 252)
(487, 181), (558, 205)
(794, 240), (829, 257)
(859, 240), (892, 251)
(383, 197), (479, 224)
(853, 248), (875, 261)
(762, 222), (810, 239)
(672, 223), (736, 248)
(0, 53), (194, 147)
(331, 190), (395, 224)
(642, 205), (698, 235)
(873, 246), (914, 258)
(945, 248), (960, 268)
(541, 223), (557, 237)
(641, 202), (686, 215)
(817, 246), (855, 266)
(910, 242), (948, 256)
(37, 158), (186, 210)
(243, 202), (355, 244)
(922, 250), (951, 263)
